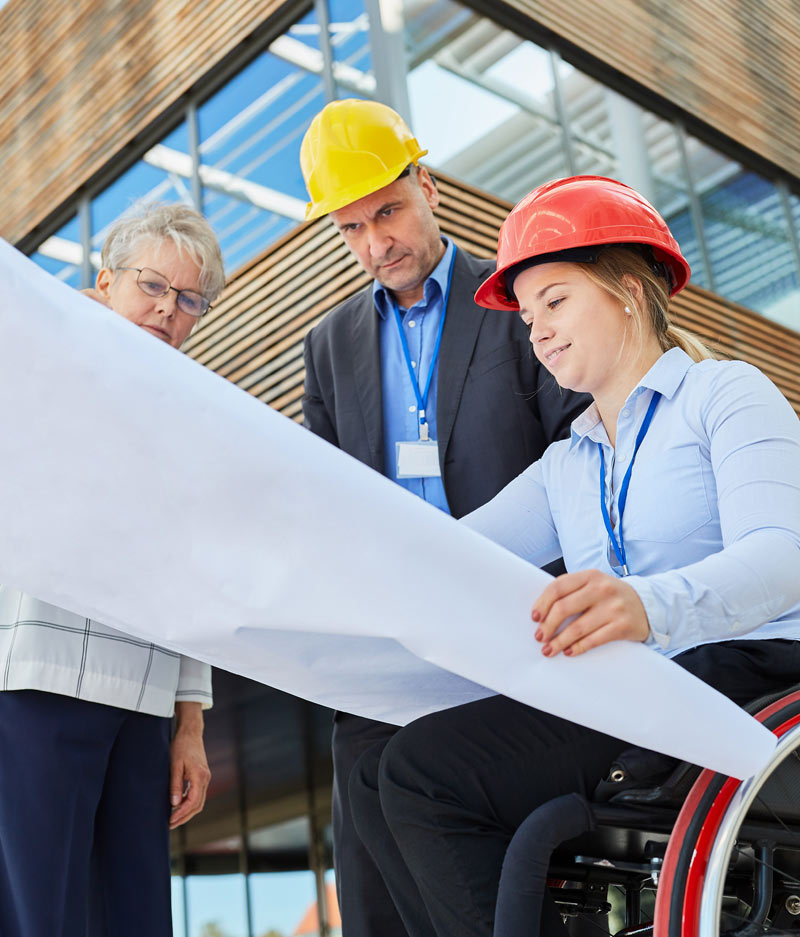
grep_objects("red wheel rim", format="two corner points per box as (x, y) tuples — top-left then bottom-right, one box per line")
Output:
(653, 698), (800, 937)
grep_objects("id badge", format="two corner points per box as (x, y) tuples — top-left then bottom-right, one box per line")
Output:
(396, 440), (441, 478)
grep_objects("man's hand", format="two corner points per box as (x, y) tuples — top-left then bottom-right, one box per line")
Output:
(169, 701), (211, 829)
(532, 569), (650, 657)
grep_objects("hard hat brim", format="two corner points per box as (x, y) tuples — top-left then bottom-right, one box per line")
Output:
(475, 237), (691, 311)
(304, 150), (428, 220)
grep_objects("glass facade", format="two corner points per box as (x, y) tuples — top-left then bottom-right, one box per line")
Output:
(178, 870), (327, 937)
(329, 0), (373, 98)
(30, 0), (800, 333)
(31, 214), (84, 288)
(197, 12), (328, 270)
(403, 0), (800, 330)
(170, 673), (337, 937)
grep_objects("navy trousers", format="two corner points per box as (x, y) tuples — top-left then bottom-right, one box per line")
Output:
(349, 639), (800, 937)
(0, 690), (172, 937)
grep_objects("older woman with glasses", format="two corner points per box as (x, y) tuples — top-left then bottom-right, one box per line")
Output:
(0, 203), (225, 937)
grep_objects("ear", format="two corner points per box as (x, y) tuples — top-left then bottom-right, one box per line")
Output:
(416, 167), (440, 211)
(621, 273), (645, 308)
(95, 267), (115, 303)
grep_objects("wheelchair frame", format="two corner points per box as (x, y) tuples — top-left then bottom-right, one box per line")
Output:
(548, 686), (800, 936)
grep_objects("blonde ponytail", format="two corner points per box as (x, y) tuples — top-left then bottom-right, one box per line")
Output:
(664, 324), (715, 363)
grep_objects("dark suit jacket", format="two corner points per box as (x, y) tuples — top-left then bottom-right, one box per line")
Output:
(302, 246), (588, 519)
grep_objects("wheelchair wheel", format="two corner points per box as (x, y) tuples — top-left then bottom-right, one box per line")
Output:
(653, 690), (800, 936)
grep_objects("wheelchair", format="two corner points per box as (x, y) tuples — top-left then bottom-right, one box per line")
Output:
(539, 684), (800, 936)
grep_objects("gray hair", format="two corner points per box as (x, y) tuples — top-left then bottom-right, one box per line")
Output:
(100, 202), (226, 302)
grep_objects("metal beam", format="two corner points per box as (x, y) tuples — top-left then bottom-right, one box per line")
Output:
(78, 197), (93, 288)
(364, 0), (412, 121)
(675, 121), (717, 291)
(269, 34), (376, 95)
(36, 235), (101, 269)
(314, 0), (337, 104)
(187, 101), (203, 212)
(144, 144), (307, 220)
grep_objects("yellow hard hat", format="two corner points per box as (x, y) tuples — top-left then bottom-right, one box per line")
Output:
(300, 99), (428, 220)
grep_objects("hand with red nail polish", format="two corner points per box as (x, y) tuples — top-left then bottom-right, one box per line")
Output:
(530, 569), (649, 658)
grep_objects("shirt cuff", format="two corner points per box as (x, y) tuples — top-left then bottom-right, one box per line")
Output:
(176, 657), (213, 710)
(626, 576), (671, 651)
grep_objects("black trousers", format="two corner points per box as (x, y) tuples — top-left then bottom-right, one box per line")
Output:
(330, 561), (571, 937)
(348, 640), (800, 937)
(332, 712), (410, 937)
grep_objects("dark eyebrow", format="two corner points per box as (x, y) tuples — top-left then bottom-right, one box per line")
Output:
(371, 199), (403, 219)
(335, 198), (404, 229)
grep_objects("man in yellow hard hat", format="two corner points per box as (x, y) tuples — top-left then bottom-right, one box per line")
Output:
(300, 99), (587, 937)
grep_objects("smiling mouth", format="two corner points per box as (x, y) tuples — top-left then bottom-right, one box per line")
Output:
(545, 344), (570, 364)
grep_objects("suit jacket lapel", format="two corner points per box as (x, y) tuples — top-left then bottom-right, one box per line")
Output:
(436, 248), (486, 465)
(349, 287), (384, 472)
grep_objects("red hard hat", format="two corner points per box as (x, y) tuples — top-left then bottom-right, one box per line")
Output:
(475, 176), (691, 311)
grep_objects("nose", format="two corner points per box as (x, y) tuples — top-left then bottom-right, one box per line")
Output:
(155, 288), (179, 318)
(529, 319), (553, 347)
(366, 224), (392, 260)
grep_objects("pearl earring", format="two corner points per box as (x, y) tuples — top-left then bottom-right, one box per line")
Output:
(624, 305), (632, 315)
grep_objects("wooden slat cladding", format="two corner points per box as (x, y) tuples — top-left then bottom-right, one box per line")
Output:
(185, 170), (800, 421)
(488, 0), (800, 184)
(0, 0), (289, 246)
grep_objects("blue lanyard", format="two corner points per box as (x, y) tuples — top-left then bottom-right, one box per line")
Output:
(390, 247), (457, 441)
(598, 391), (661, 576)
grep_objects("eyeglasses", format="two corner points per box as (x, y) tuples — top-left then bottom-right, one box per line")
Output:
(117, 267), (211, 317)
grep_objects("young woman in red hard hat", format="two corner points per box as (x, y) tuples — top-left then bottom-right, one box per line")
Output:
(346, 176), (800, 937)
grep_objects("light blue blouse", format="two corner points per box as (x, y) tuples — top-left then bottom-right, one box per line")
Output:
(461, 347), (800, 657)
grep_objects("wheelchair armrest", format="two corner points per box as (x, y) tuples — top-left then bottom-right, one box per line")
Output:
(593, 746), (700, 807)
(601, 760), (701, 807)
(594, 681), (800, 808)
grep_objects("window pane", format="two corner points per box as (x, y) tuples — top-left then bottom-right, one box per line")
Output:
(789, 190), (800, 238)
(406, 0), (568, 201)
(250, 870), (320, 937)
(639, 114), (708, 290)
(287, 6), (321, 52)
(686, 135), (799, 325)
(30, 214), (84, 288)
(91, 121), (195, 265)
(554, 58), (617, 178)
(198, 38), (326, 271)
(773, 190), (800, 331)
(329, 0), (373, 99)
(172, 877), (187, 937)
(185, 873), (249, 937)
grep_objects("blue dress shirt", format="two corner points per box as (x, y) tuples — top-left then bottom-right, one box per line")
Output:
(374, 237), (454, 514)
(462, 347), (800, 657)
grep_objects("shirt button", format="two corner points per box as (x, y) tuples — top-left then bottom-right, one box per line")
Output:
(408, 320), (416, 328)
(622, 408), (631, 418)
(411, 361), (417, 368)
(409, 405), (417, 413)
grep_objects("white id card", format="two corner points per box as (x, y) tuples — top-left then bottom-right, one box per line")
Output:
(396, 440), (441, 478)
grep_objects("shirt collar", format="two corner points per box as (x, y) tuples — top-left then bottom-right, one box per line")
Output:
(569, 347), (694, 448)
(373, 236), (453, 320)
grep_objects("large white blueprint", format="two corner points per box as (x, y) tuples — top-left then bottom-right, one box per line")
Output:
(0, 239), (777, 778)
